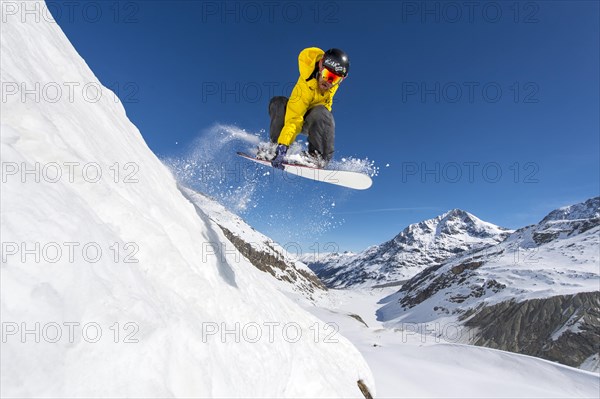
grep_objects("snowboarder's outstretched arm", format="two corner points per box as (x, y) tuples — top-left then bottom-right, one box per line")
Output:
(276, 79), (311, 147)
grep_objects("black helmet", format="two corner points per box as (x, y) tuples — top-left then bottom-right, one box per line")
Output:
(322, 48), (350, 77)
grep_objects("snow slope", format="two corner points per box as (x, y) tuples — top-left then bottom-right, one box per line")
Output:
(0, 2), (373, 397)
(305, 288), (599, 398)
(179, 187), (326, 298)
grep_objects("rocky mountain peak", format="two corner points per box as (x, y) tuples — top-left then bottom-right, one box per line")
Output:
(396, 209), (509, 246)
(540, 197), (599, 224)
(308, 209), (511, 288)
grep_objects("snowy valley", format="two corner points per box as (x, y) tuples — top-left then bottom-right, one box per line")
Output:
(306, 198), (599, 374)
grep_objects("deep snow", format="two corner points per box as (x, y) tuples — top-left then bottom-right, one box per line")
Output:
(0, 3), (373, 396)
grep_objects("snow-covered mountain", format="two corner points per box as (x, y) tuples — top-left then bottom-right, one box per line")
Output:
(305, 209), (511, 288)
(0, 3), (373, 397)
(300, 251), (356, 284)
(377, 197), (600, 371)
(180, 187), (326, 298)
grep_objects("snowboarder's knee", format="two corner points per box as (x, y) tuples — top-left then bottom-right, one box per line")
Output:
(306, 105), (335, 127)
(311, 105), (331, 117)
(269, 96), (288, 113)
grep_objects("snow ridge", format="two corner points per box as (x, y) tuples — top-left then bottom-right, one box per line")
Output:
(0, 4), (373, 397)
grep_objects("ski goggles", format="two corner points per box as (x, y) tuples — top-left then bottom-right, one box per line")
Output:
(320, 67), (344, 85)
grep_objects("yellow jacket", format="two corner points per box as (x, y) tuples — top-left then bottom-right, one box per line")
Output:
(277, 47), (340, 146)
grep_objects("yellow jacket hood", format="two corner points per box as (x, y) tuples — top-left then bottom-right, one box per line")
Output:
(298, 47), (325, 80)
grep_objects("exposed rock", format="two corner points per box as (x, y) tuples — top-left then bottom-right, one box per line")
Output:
(397, 258), (503, 309)
(451, 261), (483, 275)
(348, 313), (369, 328)
(462, 292), (600, 369)
(219, 226), (326, 294)
(357, 379), (373, 399)
(179, 187), (327, 299)
(532, 231), (560, 245)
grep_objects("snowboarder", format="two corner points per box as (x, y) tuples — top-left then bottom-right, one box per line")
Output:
(268, 47), (350, 169)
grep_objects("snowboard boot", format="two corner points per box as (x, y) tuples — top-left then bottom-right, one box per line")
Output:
(255, 142), (277, 161)
(300, 150), (327, 169)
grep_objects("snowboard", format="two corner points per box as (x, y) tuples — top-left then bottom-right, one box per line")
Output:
(237, 152), (372, 190)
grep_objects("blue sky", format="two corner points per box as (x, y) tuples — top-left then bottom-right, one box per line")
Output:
(52, 1), (599, 252)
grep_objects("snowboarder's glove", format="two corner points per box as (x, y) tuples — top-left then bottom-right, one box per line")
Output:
(271, 144), (288, 170)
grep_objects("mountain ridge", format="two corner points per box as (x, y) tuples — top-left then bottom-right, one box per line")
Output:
(376, 197), (600, 371)
(305, 208), (512, 288)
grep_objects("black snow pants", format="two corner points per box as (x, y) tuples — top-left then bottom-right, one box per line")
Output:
(268, 96), (335, 162)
